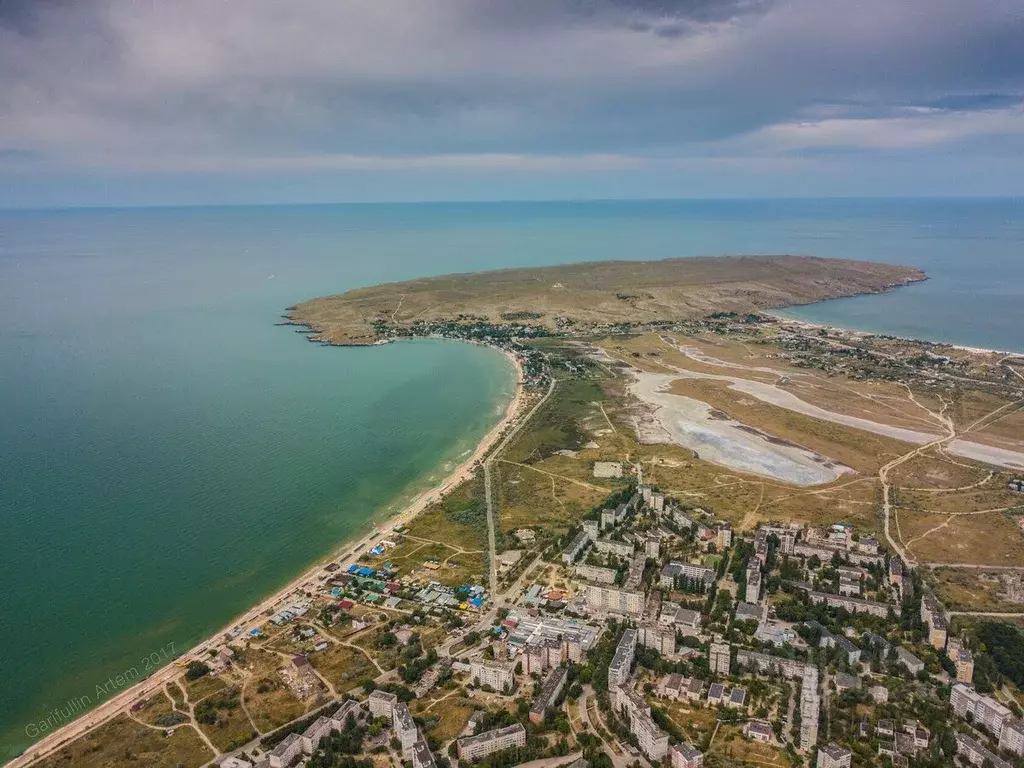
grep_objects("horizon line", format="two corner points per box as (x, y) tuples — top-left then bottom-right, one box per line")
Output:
(2, 194), (1023, 214)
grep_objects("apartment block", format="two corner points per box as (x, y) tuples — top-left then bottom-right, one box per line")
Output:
(368, 689), (398, 722)
(456, 723), (526, 761)
(608, 628), (637, 687)
(470, 660), (515, 692)
(709, 642), (731, 676)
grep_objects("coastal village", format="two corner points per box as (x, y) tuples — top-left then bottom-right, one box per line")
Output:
(21, 310), (1024, 768)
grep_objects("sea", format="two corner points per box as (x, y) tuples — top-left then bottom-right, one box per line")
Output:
(0, 198), (1021, 758)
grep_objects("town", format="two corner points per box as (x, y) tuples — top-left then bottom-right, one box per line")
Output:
(26, 318), (1024, 768)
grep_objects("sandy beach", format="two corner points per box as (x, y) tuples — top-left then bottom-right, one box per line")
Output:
(7, 345), (526, 768)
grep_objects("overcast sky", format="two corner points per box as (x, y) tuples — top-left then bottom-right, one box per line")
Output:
(2, 0), (1023, 207)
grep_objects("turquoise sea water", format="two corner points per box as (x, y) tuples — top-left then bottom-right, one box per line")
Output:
(1, 199), (1022, 759)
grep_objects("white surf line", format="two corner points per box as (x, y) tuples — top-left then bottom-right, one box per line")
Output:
(647, 341), (1024, 471)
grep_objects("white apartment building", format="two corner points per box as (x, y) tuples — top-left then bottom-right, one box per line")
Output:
(999, 718), (1024, 758)
(709, 642), (731, 676)
(585, 583), (644, 615)
(470, 660), (515, 692)
(456, 723), (527, 761)
(816, 743), (852, 768)
(368, 689), (398, 722)
(800, 666), (820, 750)
(608, 628), (637, 687)
(394, 703), (418, 760)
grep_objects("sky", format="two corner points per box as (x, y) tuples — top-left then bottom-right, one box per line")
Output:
(1, 0), (1023, 207)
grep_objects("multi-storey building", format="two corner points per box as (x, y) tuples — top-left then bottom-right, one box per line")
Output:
(456, 723), (526, 761)
(646, 535), (662, 559)
(745, 565), (762, 604)
(736, 649), (808, 680)
(927, 610), (948, 650)
(412, 741), (436, 768)
(368, 689), (398, 722)
(529, 666), (568, 724)
(717, 523), (733, 549)
(947, 637), (975, 682)
(638, 624), (675, 657)
(709, 642), (731, 676)
(999, 718), (1024, 758)
(895, 646), (924, 674)
(670, 742), (704, 768)
(585, 584), (644, 615)
(470, 660), (515, 692)
(816, 743), (852, 768)
(612, 686), (669, 762)
(956, 733), (1013, 768)
(393, 703), (418, 760)
(799, 666), (820, 750)
(594, 537), (635, 558)
(661, 561), (716, 589)
(805, 590), (890, 617)
(624, 552), (647, 591)
(608, 628), (638, 687)
(951, 683), (1012, 737)
(561, 531), (590, 565)
(575, 563), (617, 584)
(583, 519), (599, 540)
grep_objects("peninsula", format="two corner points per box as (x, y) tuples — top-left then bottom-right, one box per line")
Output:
(286, 255), (925, 345)
(18, 254), (1024, 768)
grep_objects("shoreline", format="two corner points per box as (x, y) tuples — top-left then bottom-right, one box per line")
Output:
(6, 340), (525, 768)
(765, 310), (1024, 358)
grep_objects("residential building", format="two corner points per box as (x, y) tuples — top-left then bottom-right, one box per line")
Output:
(646, 535), (662, 559)
(745, 565), (762, 604)
(835, 636), (861, 665)
(707, 682), (726, 706)
(613, 685), (669, 761)
(805, 590), (890, 618)
(735, 602), (761, 623)
(800, 666), (820, 750)
(594, 537), (634, 558)
(744, 720), (774, 743)
(412, 741), (436, 768)
(999, 718), (1024, 758)
(727, 687), (747, 710)
(609, 628), (638, 687)
(717, 523), (733, 549)
(947, 636), (974, 682)
(268, 733), (304, 768)
(895, 646), (924, 675)
(670, 742), (704, 768)
(562, 531), (590, 565)
(583, 519), (599, 540)
(955, 732), (1013, 768)
(624, 552), (647, 590)
(709, 642), (731, 676)
(394, 703), (418, 760)
(529, 666), (568, 724)
(928, 612), (948, 650)
(585, 584), (644, 615)
(639, 623), (676, 657)
(368, 689), (398, 722)
(950, 683), (1012, 737)
(457, 724), (527, 761)
(736, 649), (809, 680)
(470, 660), (514, 692)
(576, 563), (617, 584)
(816, 743), (852, 768)
(661, 561), (716, 590)
(869, 685), (889, 704)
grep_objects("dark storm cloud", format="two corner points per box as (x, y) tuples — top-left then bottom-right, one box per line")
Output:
(0, 0), (1022, 173)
